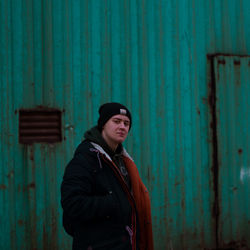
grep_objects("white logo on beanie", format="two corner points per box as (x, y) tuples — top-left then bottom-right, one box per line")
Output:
(120, 109), (127, 115)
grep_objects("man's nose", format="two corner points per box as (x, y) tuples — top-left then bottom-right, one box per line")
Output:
(119, 122), (126, 129)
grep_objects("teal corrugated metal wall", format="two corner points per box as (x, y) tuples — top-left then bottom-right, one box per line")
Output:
(1, 0), (250, 249)
(214, 55), (250, 247)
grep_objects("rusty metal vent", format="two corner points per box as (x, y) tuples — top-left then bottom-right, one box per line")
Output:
(19, 109), (62, 144)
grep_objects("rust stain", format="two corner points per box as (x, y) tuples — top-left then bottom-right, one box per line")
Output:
(30, 147), (34, 161)
(51, 208), (57, 249)
(174, 181), (180, 186)
(43, 223), (48, 248)
(202, 97), (208, 104)
(19, 182), (36, 192)
(18, 219), (24, 226)
(27, 182), (36, 189)
(238, 149), (243, 154)
(0, 184), (7, 190)
(231, 186), (238, 192)
(7, 170), (14, 179)
(207, 53), (250, 58)
(219, 239), (248, 249)
(209, 121), (213, 129)
(234, 60), (241, 65)
(218, 59), (225, 65)
(181, 198), (185, 210)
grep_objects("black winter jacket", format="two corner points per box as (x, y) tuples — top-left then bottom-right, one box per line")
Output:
(61, 140), (139, 250)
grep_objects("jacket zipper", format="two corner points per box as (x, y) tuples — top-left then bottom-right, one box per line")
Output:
(101, 155), (137, 250)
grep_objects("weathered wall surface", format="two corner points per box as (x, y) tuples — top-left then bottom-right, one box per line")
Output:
(0, 0), (249, 249)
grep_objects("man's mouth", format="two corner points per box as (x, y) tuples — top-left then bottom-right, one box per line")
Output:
(117, 132), (125, 136)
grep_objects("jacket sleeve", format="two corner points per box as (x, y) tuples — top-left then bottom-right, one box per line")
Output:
(61, 152), (118, 222)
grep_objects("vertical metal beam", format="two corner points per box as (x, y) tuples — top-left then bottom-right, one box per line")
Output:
(208, 54), (220, 248)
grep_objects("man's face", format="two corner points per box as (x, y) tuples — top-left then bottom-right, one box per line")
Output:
(102, 114), (130, 146)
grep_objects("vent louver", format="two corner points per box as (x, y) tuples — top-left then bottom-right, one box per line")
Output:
(19, 109), (62, 144)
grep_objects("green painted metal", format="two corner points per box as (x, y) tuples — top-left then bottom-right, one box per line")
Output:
(214, 55), (250, 248)
(0, 0), (250, 249)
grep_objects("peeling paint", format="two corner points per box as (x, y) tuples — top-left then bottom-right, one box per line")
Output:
(240, 167), (250, 184)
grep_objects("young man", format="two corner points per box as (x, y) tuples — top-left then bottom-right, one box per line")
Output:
(61, 103), (154, 250)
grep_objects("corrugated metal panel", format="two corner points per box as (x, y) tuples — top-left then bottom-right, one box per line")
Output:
(214, 55), (250, 248)
(0, 0), (250, 249)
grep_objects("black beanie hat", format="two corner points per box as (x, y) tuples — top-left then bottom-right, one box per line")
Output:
(97, 102), (132, 130)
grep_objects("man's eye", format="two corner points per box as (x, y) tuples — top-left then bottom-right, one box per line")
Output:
(113, 120), (120, 124)
(124, 122), (129, 126)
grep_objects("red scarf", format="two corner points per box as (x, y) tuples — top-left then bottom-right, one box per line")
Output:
(123, 157), (154, 250)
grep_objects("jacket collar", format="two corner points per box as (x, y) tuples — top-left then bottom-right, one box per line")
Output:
(90, 142), (134, 162)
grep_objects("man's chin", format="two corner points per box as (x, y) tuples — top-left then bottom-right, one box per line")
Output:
(116, 137), (126, 144)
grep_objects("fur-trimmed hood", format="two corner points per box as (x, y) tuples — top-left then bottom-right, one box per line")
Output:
(90, 142), (133, 162)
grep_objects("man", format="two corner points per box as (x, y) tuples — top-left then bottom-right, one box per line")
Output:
(61, 102), (154, 250)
